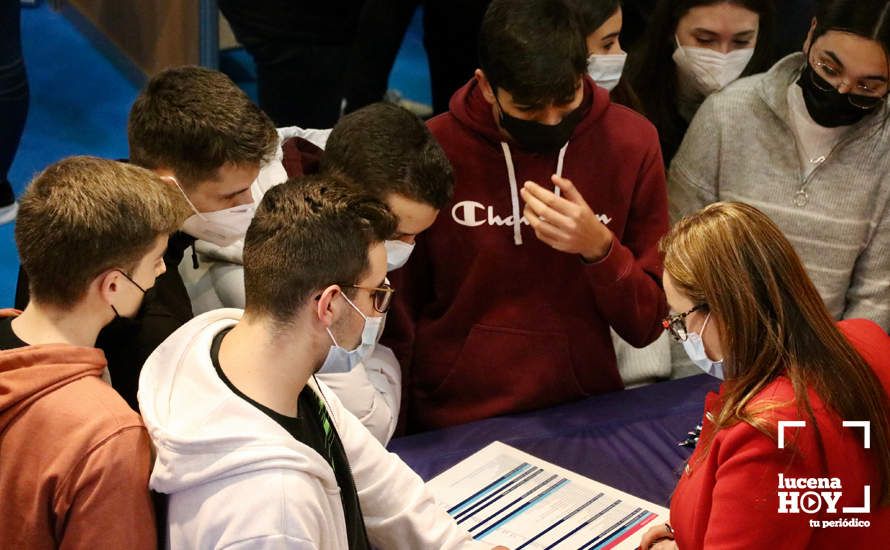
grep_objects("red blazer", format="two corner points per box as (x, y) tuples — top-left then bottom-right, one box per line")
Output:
(669, 319), (890, 548)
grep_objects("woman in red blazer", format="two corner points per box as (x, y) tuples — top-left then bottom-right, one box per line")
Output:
(641, 201), (890, 549)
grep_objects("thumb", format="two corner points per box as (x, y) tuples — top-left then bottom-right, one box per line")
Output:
(551, 174), (586, 205)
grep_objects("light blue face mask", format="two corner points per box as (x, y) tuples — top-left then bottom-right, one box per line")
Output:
(319, 292), (385, 374)
(681, 312), (725, 379)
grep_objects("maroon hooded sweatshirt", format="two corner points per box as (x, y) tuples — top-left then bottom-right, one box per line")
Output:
(386, 77), (669, 431)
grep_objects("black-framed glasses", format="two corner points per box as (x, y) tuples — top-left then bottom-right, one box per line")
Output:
(346, 283), (395, 313)
(662, 304), (707, 342)
(810, 59), (888, 110)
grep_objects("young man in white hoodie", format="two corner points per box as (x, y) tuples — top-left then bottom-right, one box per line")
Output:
(138, 176), (489, 549)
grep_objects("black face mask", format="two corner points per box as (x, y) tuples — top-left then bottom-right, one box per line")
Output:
(495, 93), (583, 152)
(110, 269), (147, 320)
(797, 63), (884, 128)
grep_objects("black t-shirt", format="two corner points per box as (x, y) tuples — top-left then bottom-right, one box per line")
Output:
(0, 317), (28, 350)
(210, 328), (370, 549)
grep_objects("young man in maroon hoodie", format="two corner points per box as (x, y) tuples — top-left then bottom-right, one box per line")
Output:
(0, 156), (188, 548)
(387, 0), (669, 431)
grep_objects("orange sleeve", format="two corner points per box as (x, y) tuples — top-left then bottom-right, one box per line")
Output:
(56, 426), (157, 550)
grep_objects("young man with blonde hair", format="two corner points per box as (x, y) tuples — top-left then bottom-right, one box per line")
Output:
(0, 156), (188, 548)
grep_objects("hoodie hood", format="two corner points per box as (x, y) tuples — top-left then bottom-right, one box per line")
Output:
(0, 338), (107, 433)
(138, 308), (337, 495)
(448, 75), (608, 150)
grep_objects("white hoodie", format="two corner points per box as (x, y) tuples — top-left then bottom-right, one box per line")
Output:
(138, 309), (484, 550)
(177, 126), (402, 444)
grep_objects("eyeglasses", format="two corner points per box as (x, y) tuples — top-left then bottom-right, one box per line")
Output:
(346, 283), (395, 313)
(662, 304), (706, 342)
(810, 59), (888, 109)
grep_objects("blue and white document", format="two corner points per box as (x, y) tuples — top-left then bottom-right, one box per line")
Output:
(427, 442), (669, 550)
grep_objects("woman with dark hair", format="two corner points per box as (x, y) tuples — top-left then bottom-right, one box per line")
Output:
(670, 0), (890, 332)
(626, 0), (775, 163)
(574, 0), (644, 111)
(640, 201), (890, 549)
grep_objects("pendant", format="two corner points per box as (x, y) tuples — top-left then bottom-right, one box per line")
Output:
(793, 190), (809, 207)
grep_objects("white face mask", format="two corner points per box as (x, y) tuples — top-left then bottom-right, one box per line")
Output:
(385, 239), (416, 271)
(169, 176), (256, 247)
(672, 38), (755, 96)
(680, 312), (725, 379)
(319, 293), (385, 373)
(587, 52), (627, 92)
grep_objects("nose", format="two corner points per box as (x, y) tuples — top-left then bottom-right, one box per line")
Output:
(538, 106), (564, 126)
(836, 79), (853, 94)
(157, 260), (167, 276)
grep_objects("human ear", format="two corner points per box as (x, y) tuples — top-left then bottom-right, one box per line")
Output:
(475, 69), (497, 105)
(315, 285), (341, 327)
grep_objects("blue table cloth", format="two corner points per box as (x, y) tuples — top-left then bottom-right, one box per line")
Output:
(388, 374), (721, 507)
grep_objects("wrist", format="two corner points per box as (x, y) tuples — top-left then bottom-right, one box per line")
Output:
(581, 234), (613, 263)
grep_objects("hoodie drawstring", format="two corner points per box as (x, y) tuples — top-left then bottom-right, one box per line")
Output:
(555, 144), (567, 198)
(500, 141), (570, 246)
(500, 142), (523, 245)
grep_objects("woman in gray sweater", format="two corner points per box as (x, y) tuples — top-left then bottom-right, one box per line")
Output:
(669, 0), (890, 332)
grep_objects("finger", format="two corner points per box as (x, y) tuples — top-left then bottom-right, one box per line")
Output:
(523, 181), (577, 217)
(640, 524), (668, 550)
(551, 174), (587, 206)
(521, 187), (572, 226)
(530, 220), (574, 249)
(524, 208), (572, 244)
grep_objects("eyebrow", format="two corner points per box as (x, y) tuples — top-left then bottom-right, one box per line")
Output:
(821, 50), (888, 81)
(225, 187), (251, 198)
(600, 31), (620, 41)
(692, 28), (757, 38)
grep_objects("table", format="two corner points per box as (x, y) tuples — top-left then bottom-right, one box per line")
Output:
(388, 374), (721, 507)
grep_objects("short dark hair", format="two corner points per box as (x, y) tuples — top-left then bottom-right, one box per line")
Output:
(128, 66), (278, 189)
(16, 156), (188, 307)
(321, 102), (454, 209)
(479, 0), (588, 106)
(243, 175), (397, 324)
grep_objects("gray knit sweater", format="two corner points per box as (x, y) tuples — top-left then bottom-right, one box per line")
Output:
(669, 53), (890, 330)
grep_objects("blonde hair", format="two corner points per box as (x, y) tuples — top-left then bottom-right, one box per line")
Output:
(661, 201), (890, 504)
(15, 156), (190, 307)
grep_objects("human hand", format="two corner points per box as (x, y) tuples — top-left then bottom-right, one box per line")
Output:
(640, 523), (675, 550)
(520, 175), (613, 262)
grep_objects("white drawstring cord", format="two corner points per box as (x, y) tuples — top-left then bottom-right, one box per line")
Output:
(499, 141), (571, 246)
(501, 142), (523, 245)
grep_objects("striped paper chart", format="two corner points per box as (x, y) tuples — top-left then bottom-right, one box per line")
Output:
(427, 442), (668, 550)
